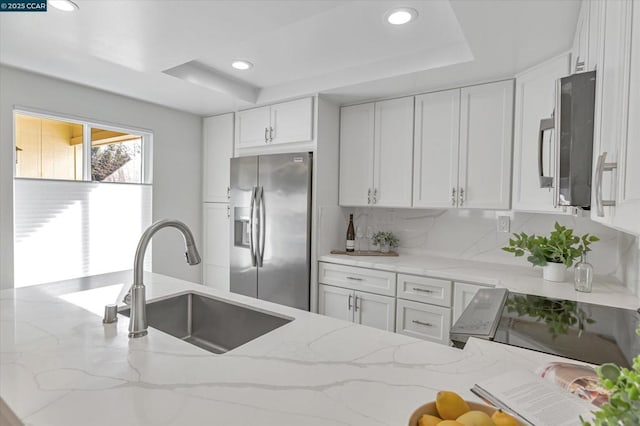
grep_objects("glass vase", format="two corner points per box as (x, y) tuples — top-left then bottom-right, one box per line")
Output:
(574, 252), (593, 293)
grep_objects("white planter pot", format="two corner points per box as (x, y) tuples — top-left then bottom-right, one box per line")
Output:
(543, 262), (567, 282)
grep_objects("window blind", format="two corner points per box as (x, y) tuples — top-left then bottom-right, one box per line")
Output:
(14, 178), (152, 287)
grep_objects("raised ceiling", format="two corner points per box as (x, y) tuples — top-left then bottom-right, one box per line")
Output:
(0, 0), (580, 116)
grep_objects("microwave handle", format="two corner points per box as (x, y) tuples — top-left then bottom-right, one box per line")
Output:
(538, 117), (555, 188)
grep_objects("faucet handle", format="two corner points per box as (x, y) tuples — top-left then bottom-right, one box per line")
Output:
(123, 290), (132, 305)
(102, 304), (118, 324)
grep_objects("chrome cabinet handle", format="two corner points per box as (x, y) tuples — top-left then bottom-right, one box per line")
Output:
(451, 188), (456, 206)
(595, 152), (618, 217)
(459, 188), (464, 206)
(269, 126), (274, 142)
(264, 127), (269, 143)
(348, 294), (353, 311)
(367, 188), (371, 204)
(373, 188), (377, 204)
(412, 320), (432, 327)
(538, 117), (555, 188)
(346, 276), (363, 281)
(226, 205), (230, 218)
(412, 287), (434, 293)
(354, 295), (360, 312)
(227, 186), (231, 200)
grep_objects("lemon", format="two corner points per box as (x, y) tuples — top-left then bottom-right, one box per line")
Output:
(418, 414), (443, 426)
(436, 391), (470, 420)
(491, 409), (518, 426)
(456, 410), (495, 426)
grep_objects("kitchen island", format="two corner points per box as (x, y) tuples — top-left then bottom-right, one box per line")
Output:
(0, 272), (611, 425)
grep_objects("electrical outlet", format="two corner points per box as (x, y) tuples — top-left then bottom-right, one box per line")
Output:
(497, 216), (510, 233)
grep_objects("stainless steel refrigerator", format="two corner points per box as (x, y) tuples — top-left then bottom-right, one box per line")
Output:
(230, 152), (312, 311)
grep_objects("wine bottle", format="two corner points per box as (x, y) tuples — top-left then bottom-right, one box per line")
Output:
(346, 214), (355, 252)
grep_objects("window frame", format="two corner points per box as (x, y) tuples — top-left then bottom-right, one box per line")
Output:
(13, 107), (153, 184)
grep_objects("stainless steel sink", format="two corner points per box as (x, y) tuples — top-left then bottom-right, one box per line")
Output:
(120, 292), (291, 354)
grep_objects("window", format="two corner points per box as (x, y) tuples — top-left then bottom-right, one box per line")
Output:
(13, 110), (153, 288)
(14, 111), (151, 184)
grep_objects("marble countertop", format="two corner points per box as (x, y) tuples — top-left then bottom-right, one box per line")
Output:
(1, 272), (591, 426)
(319, 253), (640, 310)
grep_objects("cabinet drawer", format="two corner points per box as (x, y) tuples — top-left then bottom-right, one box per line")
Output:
(396, 299), (451, 345)
(318, 262), (396, 297)
(397, 274), (452, 307)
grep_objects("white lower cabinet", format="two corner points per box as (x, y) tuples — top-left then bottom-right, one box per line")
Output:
(396, 299), (451, 345)
(318, 262), (491, 345)
(318, 284), (395, 332)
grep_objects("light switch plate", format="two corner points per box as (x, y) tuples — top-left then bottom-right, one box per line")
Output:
(497, 216), (510, 233)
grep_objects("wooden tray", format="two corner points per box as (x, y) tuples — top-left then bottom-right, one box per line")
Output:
(330, 249), (399, 257)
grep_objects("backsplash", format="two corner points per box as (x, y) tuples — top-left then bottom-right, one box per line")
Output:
(346, 207), (639, 293)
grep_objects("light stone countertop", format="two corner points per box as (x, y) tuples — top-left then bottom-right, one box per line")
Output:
(0, 272), (594, 426)
(319, 253), (640, 310)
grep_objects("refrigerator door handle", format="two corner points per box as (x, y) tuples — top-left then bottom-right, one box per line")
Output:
(249, 186), (258, 267)
(257, 186), (266, 267)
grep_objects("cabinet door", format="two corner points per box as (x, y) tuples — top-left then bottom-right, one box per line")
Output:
(459, 81), (514, 210)
(572, 2), (590, 73)
(396, 299), (451, 345)
(591, 0), (633, 225)
(318, 262), (397, 297)
(270, 97), (313, 145)
(355, 291), (395, 332)
(452, 282), (491, 324)
(413, 89), (460, 208)
(318, 284), (353, 323)
(512, 55), (570, 213)
(203, 203), (230, 291)
(236, 106), (270, 148)
(373, 96), (414, 207)
(339, 103), (375, 206)
(203, 114), (234, 203)
(612, 0), (640, 235)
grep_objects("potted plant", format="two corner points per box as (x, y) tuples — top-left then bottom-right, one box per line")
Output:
(502, 222), (599, 282)
(581, 329), (640, 426)
(371, 231), (399, 253)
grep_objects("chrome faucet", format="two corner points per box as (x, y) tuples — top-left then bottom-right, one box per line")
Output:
(126, 219), (201, 338)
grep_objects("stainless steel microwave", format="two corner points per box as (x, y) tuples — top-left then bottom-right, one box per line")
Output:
(538, 71), (596, 208)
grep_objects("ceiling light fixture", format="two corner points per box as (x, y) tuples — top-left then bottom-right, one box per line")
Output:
(386, 8), (418, 25)
(231, 60), (253, 71)
(49, 0), (79, 12)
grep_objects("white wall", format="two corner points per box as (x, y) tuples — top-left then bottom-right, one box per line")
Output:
(0, 66), (203, 290)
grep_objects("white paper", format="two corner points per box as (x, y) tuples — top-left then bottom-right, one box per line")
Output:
(474, 370), (595, 426)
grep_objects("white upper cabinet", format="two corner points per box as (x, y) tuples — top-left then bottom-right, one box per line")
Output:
(236, 97), (313, 149)
(339, 97), (414, 207)
(339, 103), (375, 206)
(586, 0), (640, 235)
(270, 97), (314, 145)
(572, 1), (590, 73)
(203, 113), (234, 203)
(236, 106), (270, 149)
(413, 89), (460, 208)
(373, 97), (414, 207)
(609, 0), (640, 235)
(458, 80), (514, 210)
(512, 54), (571, 213)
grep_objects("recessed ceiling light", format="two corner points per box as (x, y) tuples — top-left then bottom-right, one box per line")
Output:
(49, 0), (79, 12)
(386, 8), (418, 25)
(231, 60), (253, 71)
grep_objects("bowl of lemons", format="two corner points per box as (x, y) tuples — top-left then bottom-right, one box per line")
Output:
(408, 391), (522, 426)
